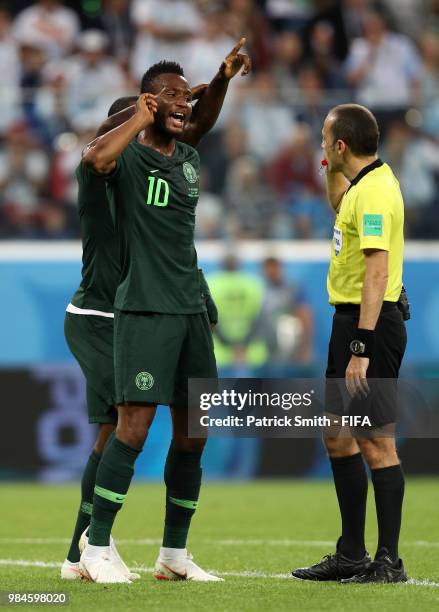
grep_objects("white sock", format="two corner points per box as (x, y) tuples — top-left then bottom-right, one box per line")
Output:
(160, 546), (187, 560)
(83, 543), (110, 560)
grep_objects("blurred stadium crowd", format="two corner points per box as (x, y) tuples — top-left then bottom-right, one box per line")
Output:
(1, 0), (439, 240)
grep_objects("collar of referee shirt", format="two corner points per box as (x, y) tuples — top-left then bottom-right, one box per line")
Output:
(346, 158), (383, 193)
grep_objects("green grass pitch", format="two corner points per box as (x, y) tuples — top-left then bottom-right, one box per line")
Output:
(1, 479), (438, 611)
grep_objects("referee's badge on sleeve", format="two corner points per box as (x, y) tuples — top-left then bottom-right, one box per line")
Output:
(333, 226), (343, 256)
(363, 214), (383, 236)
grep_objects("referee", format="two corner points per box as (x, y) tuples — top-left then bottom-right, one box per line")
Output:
(292, 104), (407, 583)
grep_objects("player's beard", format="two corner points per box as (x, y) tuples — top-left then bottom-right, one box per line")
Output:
(154, 109), (183, 139)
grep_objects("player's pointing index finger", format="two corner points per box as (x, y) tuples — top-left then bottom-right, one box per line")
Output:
(229, 37), (246, 57)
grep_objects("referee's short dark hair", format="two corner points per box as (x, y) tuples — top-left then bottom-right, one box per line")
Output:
(328, 104), (380, 156)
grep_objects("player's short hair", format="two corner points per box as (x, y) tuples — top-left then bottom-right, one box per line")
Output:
(328, 104), (380, 156)
(140, 61), (185, 93)
(108, 96), (138, 117)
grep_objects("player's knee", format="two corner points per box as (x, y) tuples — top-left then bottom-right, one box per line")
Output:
(94, 423), (115, 454)
(357, 437), (398, 468)
(116, 424), (147, 450)
(116, 404), (156, 449)
(324, 436), (357, 458)
(173, 436), (206, 453)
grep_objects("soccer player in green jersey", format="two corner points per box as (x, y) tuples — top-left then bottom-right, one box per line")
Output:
(61, 95), (139, 582)
(61, 92), (219, 581)
(79, 40), (250, 583)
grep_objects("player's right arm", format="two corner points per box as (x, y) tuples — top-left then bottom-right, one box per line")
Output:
(95, 105), (136, 138)
(82, 93), (158, 175)
(325, 169), (350, 212)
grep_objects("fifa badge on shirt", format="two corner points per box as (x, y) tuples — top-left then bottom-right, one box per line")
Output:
(363, 214), (383, 236)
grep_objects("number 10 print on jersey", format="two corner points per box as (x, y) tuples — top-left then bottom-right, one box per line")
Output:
(147, 176), (169, 207)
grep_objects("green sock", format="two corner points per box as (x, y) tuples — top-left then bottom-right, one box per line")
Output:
(162, 442), (202, 549)
(88, 435), (140, 546)
(67, 450), (101, 562)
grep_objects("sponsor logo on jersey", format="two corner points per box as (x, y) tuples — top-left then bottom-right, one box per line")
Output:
(135, 371), (154, 391)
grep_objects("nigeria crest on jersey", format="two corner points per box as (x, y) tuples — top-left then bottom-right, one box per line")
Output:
(183, 161), (198, 184)
(183, 161), (199, 198)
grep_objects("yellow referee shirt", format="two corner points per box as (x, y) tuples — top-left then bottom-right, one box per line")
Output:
(327, 160), (404, 305)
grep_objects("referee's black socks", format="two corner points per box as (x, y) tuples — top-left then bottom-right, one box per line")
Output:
(330, 453), (368, 561)
(371, 464), (405, 562)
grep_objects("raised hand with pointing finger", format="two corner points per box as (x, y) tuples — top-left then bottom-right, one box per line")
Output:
(219, 37), (251, 80)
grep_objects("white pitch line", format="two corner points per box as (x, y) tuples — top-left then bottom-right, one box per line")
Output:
(1, 559), (438, 587)
(0, 559), (61, 569)
(2, 538), (439, 548)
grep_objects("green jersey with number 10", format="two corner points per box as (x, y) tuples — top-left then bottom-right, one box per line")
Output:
(106, 140), (204, 314)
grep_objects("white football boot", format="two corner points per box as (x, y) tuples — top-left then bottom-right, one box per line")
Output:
(79, 547), (132, 584)
(153, 549), (223, 582)
(79, 528), (140, 581)
(60, 559), (82, 580)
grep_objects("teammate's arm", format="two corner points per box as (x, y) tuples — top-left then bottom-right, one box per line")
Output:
(199, 269), (218, 329)
(82, 94), (158, 174)
(325, 170), (350, 212)
(191, 83), (208, 102)
(95, 105), (136, 138)
(181, 37), (251, 147)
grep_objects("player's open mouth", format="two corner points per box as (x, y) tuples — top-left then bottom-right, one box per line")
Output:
(169, 112), (185, 129)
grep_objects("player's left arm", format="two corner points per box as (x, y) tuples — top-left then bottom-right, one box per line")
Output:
(181, 37), (251, 148)
(199, 268), (218, 329)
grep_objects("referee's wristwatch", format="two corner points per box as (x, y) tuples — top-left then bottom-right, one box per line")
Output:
(350, 329), (375, 358)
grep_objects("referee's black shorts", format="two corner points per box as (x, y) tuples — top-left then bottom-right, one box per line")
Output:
(325, 302), (407, 428)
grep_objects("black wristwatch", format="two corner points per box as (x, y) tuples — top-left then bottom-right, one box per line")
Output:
(350, 339), (366, 356)
(350, 329), (375, 358)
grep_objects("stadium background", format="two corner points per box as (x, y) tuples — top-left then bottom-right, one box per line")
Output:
(1, 0), (439, 483)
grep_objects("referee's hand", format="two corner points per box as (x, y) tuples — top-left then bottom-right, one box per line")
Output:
(345, 356), (370, 398)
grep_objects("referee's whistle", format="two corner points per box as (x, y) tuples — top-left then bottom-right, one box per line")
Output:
(319, 159), (328, 176)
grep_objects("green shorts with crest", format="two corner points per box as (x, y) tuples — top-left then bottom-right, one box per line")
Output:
(114, 310), (217, 407)
(64, 312), (117, 425)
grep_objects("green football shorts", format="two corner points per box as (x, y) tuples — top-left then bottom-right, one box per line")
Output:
(114, 310), (217, 407)
(64, 312), (117, 425)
